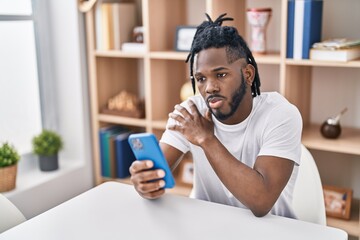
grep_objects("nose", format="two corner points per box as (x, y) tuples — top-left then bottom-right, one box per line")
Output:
(205, 78), (220, 94)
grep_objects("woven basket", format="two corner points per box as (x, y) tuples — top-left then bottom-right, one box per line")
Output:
(0, 164), (17, 192)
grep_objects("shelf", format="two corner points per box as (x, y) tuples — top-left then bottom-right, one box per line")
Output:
(4, 158), (84, 198)
(302, 124), (360, 155)
(95, 50), (145, 59)
(327, 199), (359, 237)
(98, 114), (147, 127)
(285, 58), (360, 68)
(151, 120), (167, 130)
(85, 3), (360, 238)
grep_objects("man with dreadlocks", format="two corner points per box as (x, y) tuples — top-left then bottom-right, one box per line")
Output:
(129, 13), (302, 218)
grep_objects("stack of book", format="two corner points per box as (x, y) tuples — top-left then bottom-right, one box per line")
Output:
(286, 0), (323, 59)
(310, 39), (360, 62)
(99, 126), (135, 178)
(95, 1), (136, 50)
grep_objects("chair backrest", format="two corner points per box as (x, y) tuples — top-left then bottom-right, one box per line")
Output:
(0, 194), (26, 233)
(292, 145), (326, 225)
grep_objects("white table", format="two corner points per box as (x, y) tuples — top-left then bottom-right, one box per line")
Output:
(0, 182), (347, 240)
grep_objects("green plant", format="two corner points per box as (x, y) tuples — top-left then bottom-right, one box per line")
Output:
(0, 142), (20, 168)
(32, 130), (64, 156)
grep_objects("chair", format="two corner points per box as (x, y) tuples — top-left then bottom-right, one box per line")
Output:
(292, 144), (327, 225)
(0, 193), (26, 233)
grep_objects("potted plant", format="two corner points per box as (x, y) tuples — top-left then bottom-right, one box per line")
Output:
(32, 129), (63, 171)
(0, 142), (20, 192)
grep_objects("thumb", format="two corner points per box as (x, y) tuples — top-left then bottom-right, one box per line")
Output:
(205, 109), (213, 122)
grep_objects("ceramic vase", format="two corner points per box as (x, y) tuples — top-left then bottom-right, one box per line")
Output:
(246, 8), (272, 54)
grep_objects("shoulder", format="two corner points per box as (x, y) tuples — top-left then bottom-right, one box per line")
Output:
(181, 95), (208, 116)
(256, 92), (301, 119)
(251, 92), (302, 135)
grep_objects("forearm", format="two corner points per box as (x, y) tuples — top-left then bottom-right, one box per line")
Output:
(199, 137), (280, 216)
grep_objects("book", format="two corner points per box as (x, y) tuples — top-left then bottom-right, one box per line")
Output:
(108, 134), (117, 178)
(291, 0), (323, 59)
(310, 46), (360, 62)
(286, 0), (295, 58)
(101, 3), (114, 50)
(114, 132), (135, 178)
(99, 126), (126, 177)
(112, 3), (136, 50)
(95, 2), (103, 50)
(312, 38), (360, 50)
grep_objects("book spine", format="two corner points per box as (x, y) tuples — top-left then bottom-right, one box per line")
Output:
(286, 0), (295, 58)
(99, 130), (110, 177)
(115, 133), (135, 178)
(302, 0), (323, 59)
(109, 135), (117, 178)
(101, 3), (115, 50)
(95, 2), (102, 50)
(293, 0), (305, 59)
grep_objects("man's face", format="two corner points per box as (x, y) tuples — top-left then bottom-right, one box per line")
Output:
(194, 47), (250, 124)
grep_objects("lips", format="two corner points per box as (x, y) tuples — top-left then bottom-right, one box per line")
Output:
(207, 96), (224, 109)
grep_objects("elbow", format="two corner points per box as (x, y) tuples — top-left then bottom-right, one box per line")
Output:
(248, 201), (272, 217)
(251, 208), (270, 218)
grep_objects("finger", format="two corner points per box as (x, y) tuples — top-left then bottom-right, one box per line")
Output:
(188, 100), (201, 116)
(137, 179), (166, 193)
(168, 112), (185, 124)
(174, 104), (192, 119)
(131, 170), (166, 197)
(139, 188), (166, 200)
(205, 109), (213, 121)
(129, 160), (153, 175)
(132, 169), (165, 184)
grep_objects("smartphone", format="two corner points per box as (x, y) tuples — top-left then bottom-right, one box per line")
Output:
(128, 133), (175, 189)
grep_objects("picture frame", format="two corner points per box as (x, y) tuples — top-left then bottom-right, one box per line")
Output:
(178, 158), (194, 186)
(323, 185), (353, 220)
(174, 26), (197, 52)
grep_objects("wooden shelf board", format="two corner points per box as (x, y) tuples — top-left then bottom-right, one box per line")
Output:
(327, 199), (359, 237)
(95, 50), (146, 59)
(302, 124), (360, 155)
(151, 120), (167, 130)
(98, 114), (147, 127)
(286, 58), (360, 68)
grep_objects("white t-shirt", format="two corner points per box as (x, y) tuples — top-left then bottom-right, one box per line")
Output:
(160, 92), (302, 218)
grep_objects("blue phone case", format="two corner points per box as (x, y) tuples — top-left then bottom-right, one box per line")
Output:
(128, 133), (175, 189)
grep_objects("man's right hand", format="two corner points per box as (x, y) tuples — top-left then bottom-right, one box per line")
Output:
(129, 160), (166, 199)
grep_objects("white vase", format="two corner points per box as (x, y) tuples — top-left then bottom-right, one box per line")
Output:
(246, 8), (272, 54)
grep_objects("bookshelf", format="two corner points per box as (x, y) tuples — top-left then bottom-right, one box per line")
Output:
(84, 0), (360, 238)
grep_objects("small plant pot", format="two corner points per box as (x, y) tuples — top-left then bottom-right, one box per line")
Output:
(39, 155), (59, 171)
(0, 164), (17, 192)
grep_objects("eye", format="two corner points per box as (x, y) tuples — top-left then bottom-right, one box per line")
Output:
(217, 73), (227, 78)
(196, 76), (206, 83)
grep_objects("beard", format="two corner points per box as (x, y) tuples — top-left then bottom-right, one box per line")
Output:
(208, 74), (247, 121)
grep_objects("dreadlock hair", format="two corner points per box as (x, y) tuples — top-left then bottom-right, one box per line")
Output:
(186, 13), (261, 97)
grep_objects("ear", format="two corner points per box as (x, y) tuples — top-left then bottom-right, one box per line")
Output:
(243, 64), (255, 86)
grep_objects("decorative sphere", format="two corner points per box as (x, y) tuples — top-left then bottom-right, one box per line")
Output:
(180, 82), (198, 101)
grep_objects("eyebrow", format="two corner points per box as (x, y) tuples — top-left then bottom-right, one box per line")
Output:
(194, 66), (229, 76)
(212, 66), (229, 72)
